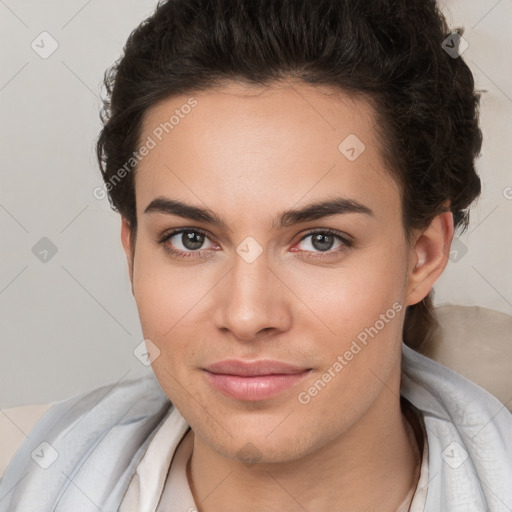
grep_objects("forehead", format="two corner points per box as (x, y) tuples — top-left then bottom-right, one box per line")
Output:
(135, 81), (399, 219)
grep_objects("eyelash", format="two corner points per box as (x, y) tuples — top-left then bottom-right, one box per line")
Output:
(156, 228), (353, 260)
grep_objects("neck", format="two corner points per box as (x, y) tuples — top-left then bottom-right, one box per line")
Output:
(187, 370), (421, 512)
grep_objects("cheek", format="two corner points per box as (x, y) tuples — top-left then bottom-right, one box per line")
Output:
(131, 245), (215, 400)
(288, 260), (406, 441)
(132, 242), (206, 336)
(283, 244), (408, 409)
(285, 245), (407, 338)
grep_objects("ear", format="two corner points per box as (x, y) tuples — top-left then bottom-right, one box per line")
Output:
(120, 216), (135, 293)
(405, 211), (454, 306)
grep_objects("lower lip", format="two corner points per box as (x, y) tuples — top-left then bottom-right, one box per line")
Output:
(203, 370), (311, 401)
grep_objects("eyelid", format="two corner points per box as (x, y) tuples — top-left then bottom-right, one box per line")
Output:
(297, 228), (353, 244)
(158, 226), (219, 243)
(291, 228), (353, 255)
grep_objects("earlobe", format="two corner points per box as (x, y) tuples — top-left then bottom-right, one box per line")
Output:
(120, 217), (134, 290)
(405, 211), (454, 306)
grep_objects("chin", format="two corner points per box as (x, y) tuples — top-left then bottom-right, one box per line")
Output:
(192, 415), (323, 465)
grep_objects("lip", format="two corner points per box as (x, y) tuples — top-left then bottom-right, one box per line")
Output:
(205, 359), (310, 376)
(203, 359), (312, 401)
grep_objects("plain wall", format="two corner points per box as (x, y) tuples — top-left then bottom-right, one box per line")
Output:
(1, 0), (511, 408)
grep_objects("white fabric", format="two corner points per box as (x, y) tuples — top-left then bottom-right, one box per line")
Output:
(156, 426), (195, 511)
(0, 373), (172, 512)
(118, 406), (190, 511)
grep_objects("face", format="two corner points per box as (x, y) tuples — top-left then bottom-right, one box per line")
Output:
(121, 80), (445, 464)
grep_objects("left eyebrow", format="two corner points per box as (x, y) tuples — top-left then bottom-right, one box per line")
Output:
(274, 197), (375, 229)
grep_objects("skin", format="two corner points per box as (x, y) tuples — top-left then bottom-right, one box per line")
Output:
(120, 80), (453, 512)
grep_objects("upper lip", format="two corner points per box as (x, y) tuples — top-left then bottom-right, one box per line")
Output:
(204, 360), (311, 376)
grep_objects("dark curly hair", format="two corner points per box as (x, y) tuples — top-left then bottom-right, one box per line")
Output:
(96, 0), (482, 351)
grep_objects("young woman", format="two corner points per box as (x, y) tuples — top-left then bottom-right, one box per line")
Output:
(1, 0), (511, 511)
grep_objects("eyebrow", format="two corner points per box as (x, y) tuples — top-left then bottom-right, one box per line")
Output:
(275, 197), (374, 228)
(144, 196), (374, 229)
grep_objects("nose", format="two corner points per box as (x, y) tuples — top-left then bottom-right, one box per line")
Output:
(212, 249), (293, 342)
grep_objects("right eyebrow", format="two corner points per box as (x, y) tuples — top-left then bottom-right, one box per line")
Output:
(144, 197), (229, 229)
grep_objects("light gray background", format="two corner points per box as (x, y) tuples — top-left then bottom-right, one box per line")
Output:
(1, 0), (511, 408)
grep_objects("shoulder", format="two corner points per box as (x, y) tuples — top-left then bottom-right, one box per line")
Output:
(401, 341), (512, 507)
(0, 374), (172, 510)
(0, 403), (52, 479)
(401, 341), (512, 460)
